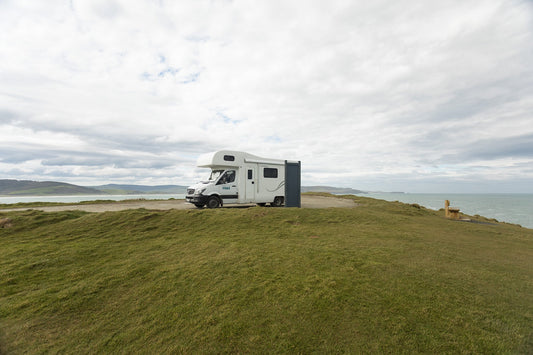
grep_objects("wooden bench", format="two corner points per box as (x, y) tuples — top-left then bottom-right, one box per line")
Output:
(445, 200), (461, 220)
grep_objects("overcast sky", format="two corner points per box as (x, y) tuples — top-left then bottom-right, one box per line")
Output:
(1, 0), (532, 193)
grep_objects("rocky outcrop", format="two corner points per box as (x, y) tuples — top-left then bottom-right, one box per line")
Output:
(0, 218), (13, 228)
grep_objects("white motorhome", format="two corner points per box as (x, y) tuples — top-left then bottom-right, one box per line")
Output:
(186, 150), (287, 208)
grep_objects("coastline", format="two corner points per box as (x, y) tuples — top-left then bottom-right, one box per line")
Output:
(358, 192), (533, 229)
(1, 192), (532, 229)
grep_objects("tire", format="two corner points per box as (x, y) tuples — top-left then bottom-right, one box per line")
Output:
(194, 204), (205, 208)
(271, 196), (284, 207)
(207, 196), (221, 209)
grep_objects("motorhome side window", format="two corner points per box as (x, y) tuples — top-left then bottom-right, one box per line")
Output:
(223, 155), (235, 161)
(264, 168), (278, 178)
(217, 170), (236, 184)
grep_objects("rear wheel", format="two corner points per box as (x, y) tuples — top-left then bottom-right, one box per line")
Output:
(271, 196), (284, 207)
(207, 196), (221, 209)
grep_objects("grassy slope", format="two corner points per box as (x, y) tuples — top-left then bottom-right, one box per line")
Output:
(0, 195), (532, 353)
(0, 200), (126, 209)
(0, 199), (177, 210)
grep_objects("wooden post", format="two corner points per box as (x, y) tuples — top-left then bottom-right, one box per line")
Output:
(445, 200), (450, 218)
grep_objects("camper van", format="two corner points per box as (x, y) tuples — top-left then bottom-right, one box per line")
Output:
(186, 150), (289, 208)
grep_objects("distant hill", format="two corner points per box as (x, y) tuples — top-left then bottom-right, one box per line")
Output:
(0, 179), (104, 196)
(1, 179), (365, 196)
(96, 185), (364, 195)
(93, 185), (363, 195)
(302, 186), (365, 194)
(92, 184), (187, 194)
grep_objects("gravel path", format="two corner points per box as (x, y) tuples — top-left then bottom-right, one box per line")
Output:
(1, 195), (356, 213)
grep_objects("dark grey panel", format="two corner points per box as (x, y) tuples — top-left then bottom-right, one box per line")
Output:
(285, 161), (301, 208)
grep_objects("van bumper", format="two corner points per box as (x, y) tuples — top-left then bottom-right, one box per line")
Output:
(186, 195), (209, 205)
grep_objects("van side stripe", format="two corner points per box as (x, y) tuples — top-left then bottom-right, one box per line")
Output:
(220, 195), (238, 199)
(266, 181), (285, 192)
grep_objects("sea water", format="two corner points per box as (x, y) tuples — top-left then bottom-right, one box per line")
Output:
(357, 193), (533, 229)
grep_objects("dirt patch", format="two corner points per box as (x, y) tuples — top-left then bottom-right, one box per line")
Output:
(0, 195), (356, 213)
(301, 195), (356, 208)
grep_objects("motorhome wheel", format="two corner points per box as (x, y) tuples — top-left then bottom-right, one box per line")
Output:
(207, 196), (221, 208)
(271, 196), (284, 207)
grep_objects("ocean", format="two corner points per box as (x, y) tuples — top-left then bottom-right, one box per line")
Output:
(1, 193), (531, 229)
(357, 193), (533, 229)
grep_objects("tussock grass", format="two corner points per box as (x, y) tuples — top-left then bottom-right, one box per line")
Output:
(0, 199), (168, 210)
(1, 195), (532, 353)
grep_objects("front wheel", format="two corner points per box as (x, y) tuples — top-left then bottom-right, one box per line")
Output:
(207, 196), (221, 209)
(271, 196), (284, 207)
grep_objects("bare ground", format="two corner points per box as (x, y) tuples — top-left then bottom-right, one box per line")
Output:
(0, 195), (356, 213)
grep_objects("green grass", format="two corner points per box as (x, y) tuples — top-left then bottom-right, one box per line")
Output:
(1, 195), (532, 353)
(0, 198), (167, 210)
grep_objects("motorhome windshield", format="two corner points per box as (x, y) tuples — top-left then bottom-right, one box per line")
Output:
(208, 170), (224, 181)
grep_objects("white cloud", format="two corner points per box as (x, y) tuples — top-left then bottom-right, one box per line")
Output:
(1, 0), (532, 191)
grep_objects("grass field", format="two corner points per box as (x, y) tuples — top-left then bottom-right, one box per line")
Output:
(1, 194), (532, 353)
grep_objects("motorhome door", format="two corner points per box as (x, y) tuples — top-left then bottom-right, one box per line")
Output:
(245, 166), (256, 201)
(217, 170), (238, 203)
